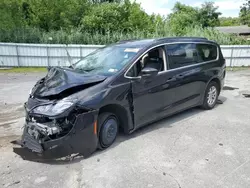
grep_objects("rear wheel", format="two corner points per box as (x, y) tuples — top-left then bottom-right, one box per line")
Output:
(202, 81), (219, 110)
(98, 112), (118, 149)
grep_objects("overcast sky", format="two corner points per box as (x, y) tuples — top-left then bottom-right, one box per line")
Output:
(135, 0), (245, 17)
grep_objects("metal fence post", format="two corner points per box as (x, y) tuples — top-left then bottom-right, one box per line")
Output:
(80, 46), (82, 59)
(46, 46), (50, 67)
(230, 46), (234, 71)
(16, 44), (20, 67)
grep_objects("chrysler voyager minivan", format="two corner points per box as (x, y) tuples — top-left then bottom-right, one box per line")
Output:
(14, 37), (226, 158)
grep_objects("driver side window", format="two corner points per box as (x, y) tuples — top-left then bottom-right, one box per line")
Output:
(126, 46), (166, 77)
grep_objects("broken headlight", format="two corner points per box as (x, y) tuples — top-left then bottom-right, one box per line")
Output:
(31, 98), (76, 116)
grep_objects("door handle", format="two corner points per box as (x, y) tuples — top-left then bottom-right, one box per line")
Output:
(176, 74), (184, 79)
(166, 77), (177, 82)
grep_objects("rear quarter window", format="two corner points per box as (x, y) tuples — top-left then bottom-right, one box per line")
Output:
(196, 44), (218, 62)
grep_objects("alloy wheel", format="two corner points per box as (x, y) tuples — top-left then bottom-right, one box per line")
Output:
(207, 86), (217, 106)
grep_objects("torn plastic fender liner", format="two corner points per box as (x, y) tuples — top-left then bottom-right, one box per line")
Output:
(14, 110), (99, 159)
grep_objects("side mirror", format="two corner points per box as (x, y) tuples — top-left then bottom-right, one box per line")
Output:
(141, 67), (158, 78)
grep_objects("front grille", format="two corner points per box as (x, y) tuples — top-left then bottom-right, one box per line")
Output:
(22, 131), (43, 153)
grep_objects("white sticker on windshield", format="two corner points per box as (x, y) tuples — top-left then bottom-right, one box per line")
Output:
(108, 68), (118, 73)
(124, 48), (140, 53)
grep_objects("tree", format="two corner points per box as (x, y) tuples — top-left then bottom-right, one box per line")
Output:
(0, 0), (27, 29)
(125, 1), (155, 32)
(81, 1), (155, 33)
(26, 0), (90, 31)
(81, 2), (124, 32)
(90, 0), (122, 3)
(168, 2), (200, 35)
(240, 0), (250, 26)
(168, 1), (222, 35)
(198, 2), (221, 27)
(150, 14), (167, 34)
(219, 17), (240, 26)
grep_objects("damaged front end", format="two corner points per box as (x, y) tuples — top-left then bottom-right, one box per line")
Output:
(13, 67), (105, 159)
(13, 100), (99, 159)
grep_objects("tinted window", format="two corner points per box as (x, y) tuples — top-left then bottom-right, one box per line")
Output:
(166, 43), (199, 69)
(196, 44), (217, 62)
(126, 47), (165, 77)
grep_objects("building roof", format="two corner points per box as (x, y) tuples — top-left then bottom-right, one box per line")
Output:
(215, 25), (250, 34)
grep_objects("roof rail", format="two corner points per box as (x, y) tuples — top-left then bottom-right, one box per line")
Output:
(156, 37), (208, 41)
(117, 39), (138, 43)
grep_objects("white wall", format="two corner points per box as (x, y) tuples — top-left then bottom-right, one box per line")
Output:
(0, 43), (103, 67)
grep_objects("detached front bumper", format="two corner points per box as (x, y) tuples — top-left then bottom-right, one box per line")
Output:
(13, 110), (99, 159)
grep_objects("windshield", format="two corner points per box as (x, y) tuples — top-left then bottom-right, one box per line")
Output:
(74, 45), (140, 76)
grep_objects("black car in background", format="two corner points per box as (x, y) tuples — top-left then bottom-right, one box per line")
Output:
(14, 37), (226, 158)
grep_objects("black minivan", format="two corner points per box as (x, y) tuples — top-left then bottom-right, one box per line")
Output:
(14, 37), (226, 158)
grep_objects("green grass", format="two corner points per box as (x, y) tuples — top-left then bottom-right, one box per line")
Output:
(0, 67), (47, 73)
(1, 26), (249, 45)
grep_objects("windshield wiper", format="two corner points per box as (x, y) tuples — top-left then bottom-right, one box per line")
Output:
(79, 68), (96, 72)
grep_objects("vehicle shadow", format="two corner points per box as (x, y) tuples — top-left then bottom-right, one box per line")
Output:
(92, 96), (227, 159)
(12, 96), (227, 165)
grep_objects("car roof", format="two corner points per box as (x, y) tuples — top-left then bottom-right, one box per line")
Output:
(115, 37), (216, 48)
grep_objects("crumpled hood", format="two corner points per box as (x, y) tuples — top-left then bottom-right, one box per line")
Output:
(31, 67), (107, 98)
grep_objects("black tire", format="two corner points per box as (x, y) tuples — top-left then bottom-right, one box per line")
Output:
(98, 112), (118, 149)
(202, 81), (219, 110)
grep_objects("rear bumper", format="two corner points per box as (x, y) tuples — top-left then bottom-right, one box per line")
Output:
(220, 71), (225, 94)
(13, 111), (99, 159)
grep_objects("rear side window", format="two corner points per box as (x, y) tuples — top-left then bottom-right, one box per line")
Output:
(196, 44), (218, 62)
(166, 43), (199, 69)
(166, 43), (218, 70)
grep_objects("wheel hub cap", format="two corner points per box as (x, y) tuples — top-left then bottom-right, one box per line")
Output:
(102, 118), (118, 146)
(207, 86), (217, 106)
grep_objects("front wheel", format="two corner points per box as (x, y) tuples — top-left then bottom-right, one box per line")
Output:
(202, 81), (219, 110)
(98, 112), (118, 149)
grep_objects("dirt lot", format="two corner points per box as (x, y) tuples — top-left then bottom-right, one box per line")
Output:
(0, 70), (250, 188)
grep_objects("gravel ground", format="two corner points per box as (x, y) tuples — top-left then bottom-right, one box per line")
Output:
(0, 70), (250, 188)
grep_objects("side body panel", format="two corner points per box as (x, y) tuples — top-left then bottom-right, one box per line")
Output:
(131, 73), (173, 127)
(159, 66), (205, 113)
(127, 43), (225, 131)
(163, 60), (224, 113)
